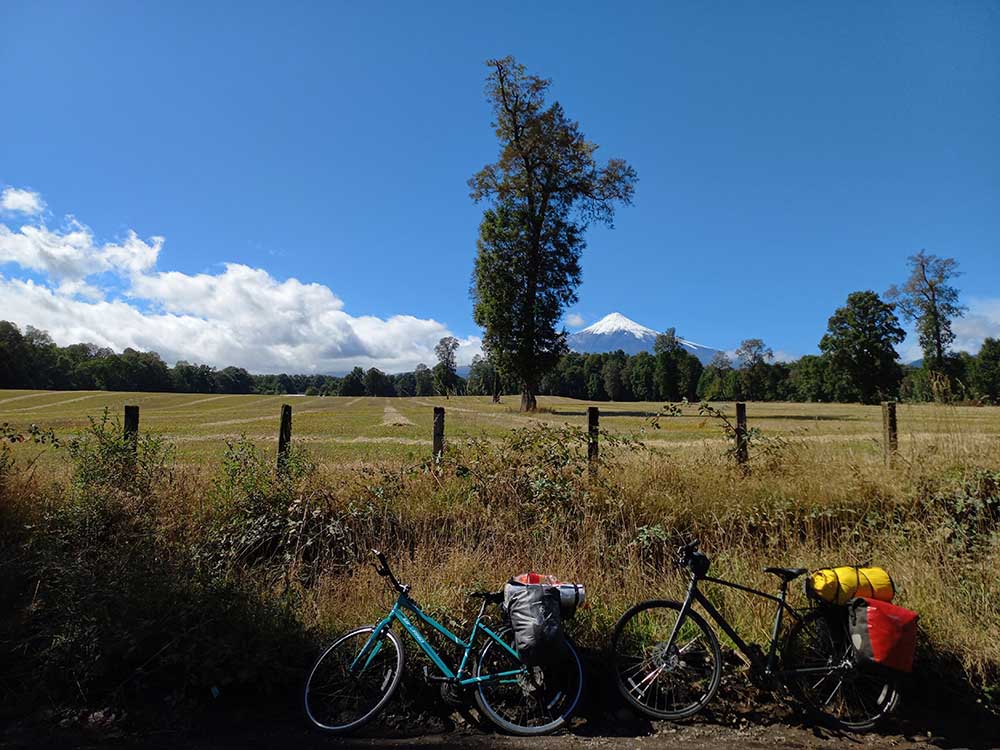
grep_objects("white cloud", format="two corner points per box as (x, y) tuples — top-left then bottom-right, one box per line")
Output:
(1, 187), (45, 215)
(565, 312), (585, 328)
(0, 221), (161, 281)
(0, 186), (480, 373)
(953, 297), (1000, 353)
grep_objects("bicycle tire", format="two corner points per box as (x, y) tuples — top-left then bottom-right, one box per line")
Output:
(611, 599), (722, 720)
(304, 625), (405, 733)
(782, 608), (899, 731)
(474, 627), (584, 736)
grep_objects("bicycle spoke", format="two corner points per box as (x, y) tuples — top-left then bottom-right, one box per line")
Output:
(475, 628), (582, 735)
(782, 610), (898, 730)
(821, 676), (845, 707)
(613, 603), (721, 720)
(305, 628), (402, 732)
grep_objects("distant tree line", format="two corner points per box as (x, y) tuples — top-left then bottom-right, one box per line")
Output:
(2, 254), (998, 404)
(0, 320), (468, 398)
(2, 316), (998, 404)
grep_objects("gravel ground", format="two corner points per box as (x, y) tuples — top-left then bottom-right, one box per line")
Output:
(3, 708), (997, 750)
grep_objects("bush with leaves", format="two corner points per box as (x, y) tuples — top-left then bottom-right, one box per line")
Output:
(446, 423), (642, 520)
(201, 436), (386, 587)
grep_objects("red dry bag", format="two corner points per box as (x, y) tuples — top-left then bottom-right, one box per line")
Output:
(849, 597), (918, 673)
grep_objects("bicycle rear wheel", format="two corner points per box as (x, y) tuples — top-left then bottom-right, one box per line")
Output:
(474, 627), (583, 736)
(304, 625), (404, 733)
(611, 599), (722, 720)
(782, 609), (899, 731)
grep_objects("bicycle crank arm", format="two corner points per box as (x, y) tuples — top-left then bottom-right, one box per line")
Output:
(422, 666), (457, 684)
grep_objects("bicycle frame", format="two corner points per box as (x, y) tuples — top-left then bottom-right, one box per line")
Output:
(668, 573), (838, 680)
(350, 591), (525, 687)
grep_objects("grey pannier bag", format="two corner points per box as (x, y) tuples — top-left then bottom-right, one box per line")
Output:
(503, 582), (567, 666)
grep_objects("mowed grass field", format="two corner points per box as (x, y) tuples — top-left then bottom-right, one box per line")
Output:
(2, 388), (1000, 469)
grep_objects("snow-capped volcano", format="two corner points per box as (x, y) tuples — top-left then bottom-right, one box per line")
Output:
(577, 312), (657, 338)
(567, 312), (721, 364)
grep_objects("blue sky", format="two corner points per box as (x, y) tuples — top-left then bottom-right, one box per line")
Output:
(1, 1), (998, 372)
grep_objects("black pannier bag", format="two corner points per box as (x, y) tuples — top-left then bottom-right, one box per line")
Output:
(503, 582), (567, 666)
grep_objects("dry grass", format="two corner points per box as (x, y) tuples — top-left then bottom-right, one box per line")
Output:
(4, 389), (1000, 469)
(1, 394), (998, 719)
(286, 417), (1000, 701)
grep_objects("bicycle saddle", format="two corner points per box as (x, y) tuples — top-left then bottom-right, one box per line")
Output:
(469, 591), (504, 604)
(764, 567), (808, 582)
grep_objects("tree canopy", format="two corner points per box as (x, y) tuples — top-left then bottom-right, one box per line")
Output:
(886, 251), (965, 371)
(819, 290), (905, 404)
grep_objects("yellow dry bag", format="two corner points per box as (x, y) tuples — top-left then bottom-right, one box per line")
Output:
(808, 566), (895, 605)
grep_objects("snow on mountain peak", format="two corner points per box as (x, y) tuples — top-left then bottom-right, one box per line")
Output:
(578, 312), (657, 339)
(567, 311), (723, 363)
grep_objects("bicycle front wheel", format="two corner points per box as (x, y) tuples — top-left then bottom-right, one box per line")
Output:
(782, 608), (899, 731)
(474, 628), (583, 736)
(611, 599), (722, 720)
(304, 625), (404, 733)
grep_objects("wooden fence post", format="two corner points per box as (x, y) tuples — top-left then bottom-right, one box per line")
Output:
(123, 405), (139, 452)
(587, 406), (599, 473)
(277, 404), (292, 469)
(433, 407), (445, 460)
(734, 402), (748, 465)
(882, 400), (898, 467)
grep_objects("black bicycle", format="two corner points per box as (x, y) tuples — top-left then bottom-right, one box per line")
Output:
(611, 540), (899, 731)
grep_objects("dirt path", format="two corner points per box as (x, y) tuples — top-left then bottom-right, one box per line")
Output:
(202, 404), (333, 427)
(8, 394), (98, 412)
(155, 394), (232, 410)
(0, 392), (52, 405)
(166, 433), (431, 445)
(2, 718), (990, 750)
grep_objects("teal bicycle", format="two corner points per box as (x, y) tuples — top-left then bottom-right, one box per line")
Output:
(304, 551), (584, 736)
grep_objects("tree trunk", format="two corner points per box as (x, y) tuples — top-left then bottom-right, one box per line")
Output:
(492, 370), (501, 403)
(520, 386), (537, 412)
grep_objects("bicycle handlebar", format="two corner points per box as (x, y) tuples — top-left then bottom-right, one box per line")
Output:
(371, 549), (409, 594)
(676, 538), (700, 567)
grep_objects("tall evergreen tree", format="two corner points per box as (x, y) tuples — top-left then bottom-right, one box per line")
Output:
(653, 328), (682, 400)
(629, 352), (656, 402)
(789, 355), (832, 402)
(972, 338), (1000, 402)
(393, 371), (416, 397)
(735, 338), (773, 401)
(413, 364), (434, 396)
(819, 291), (905, 403)
(363, 368), (394, 397)
(470, 56), (636, 411)
(602, 357), (625, 401)
(433, 336), (459, 397)
(339, 367), (366, 397)
(0, 321), (31, 388)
